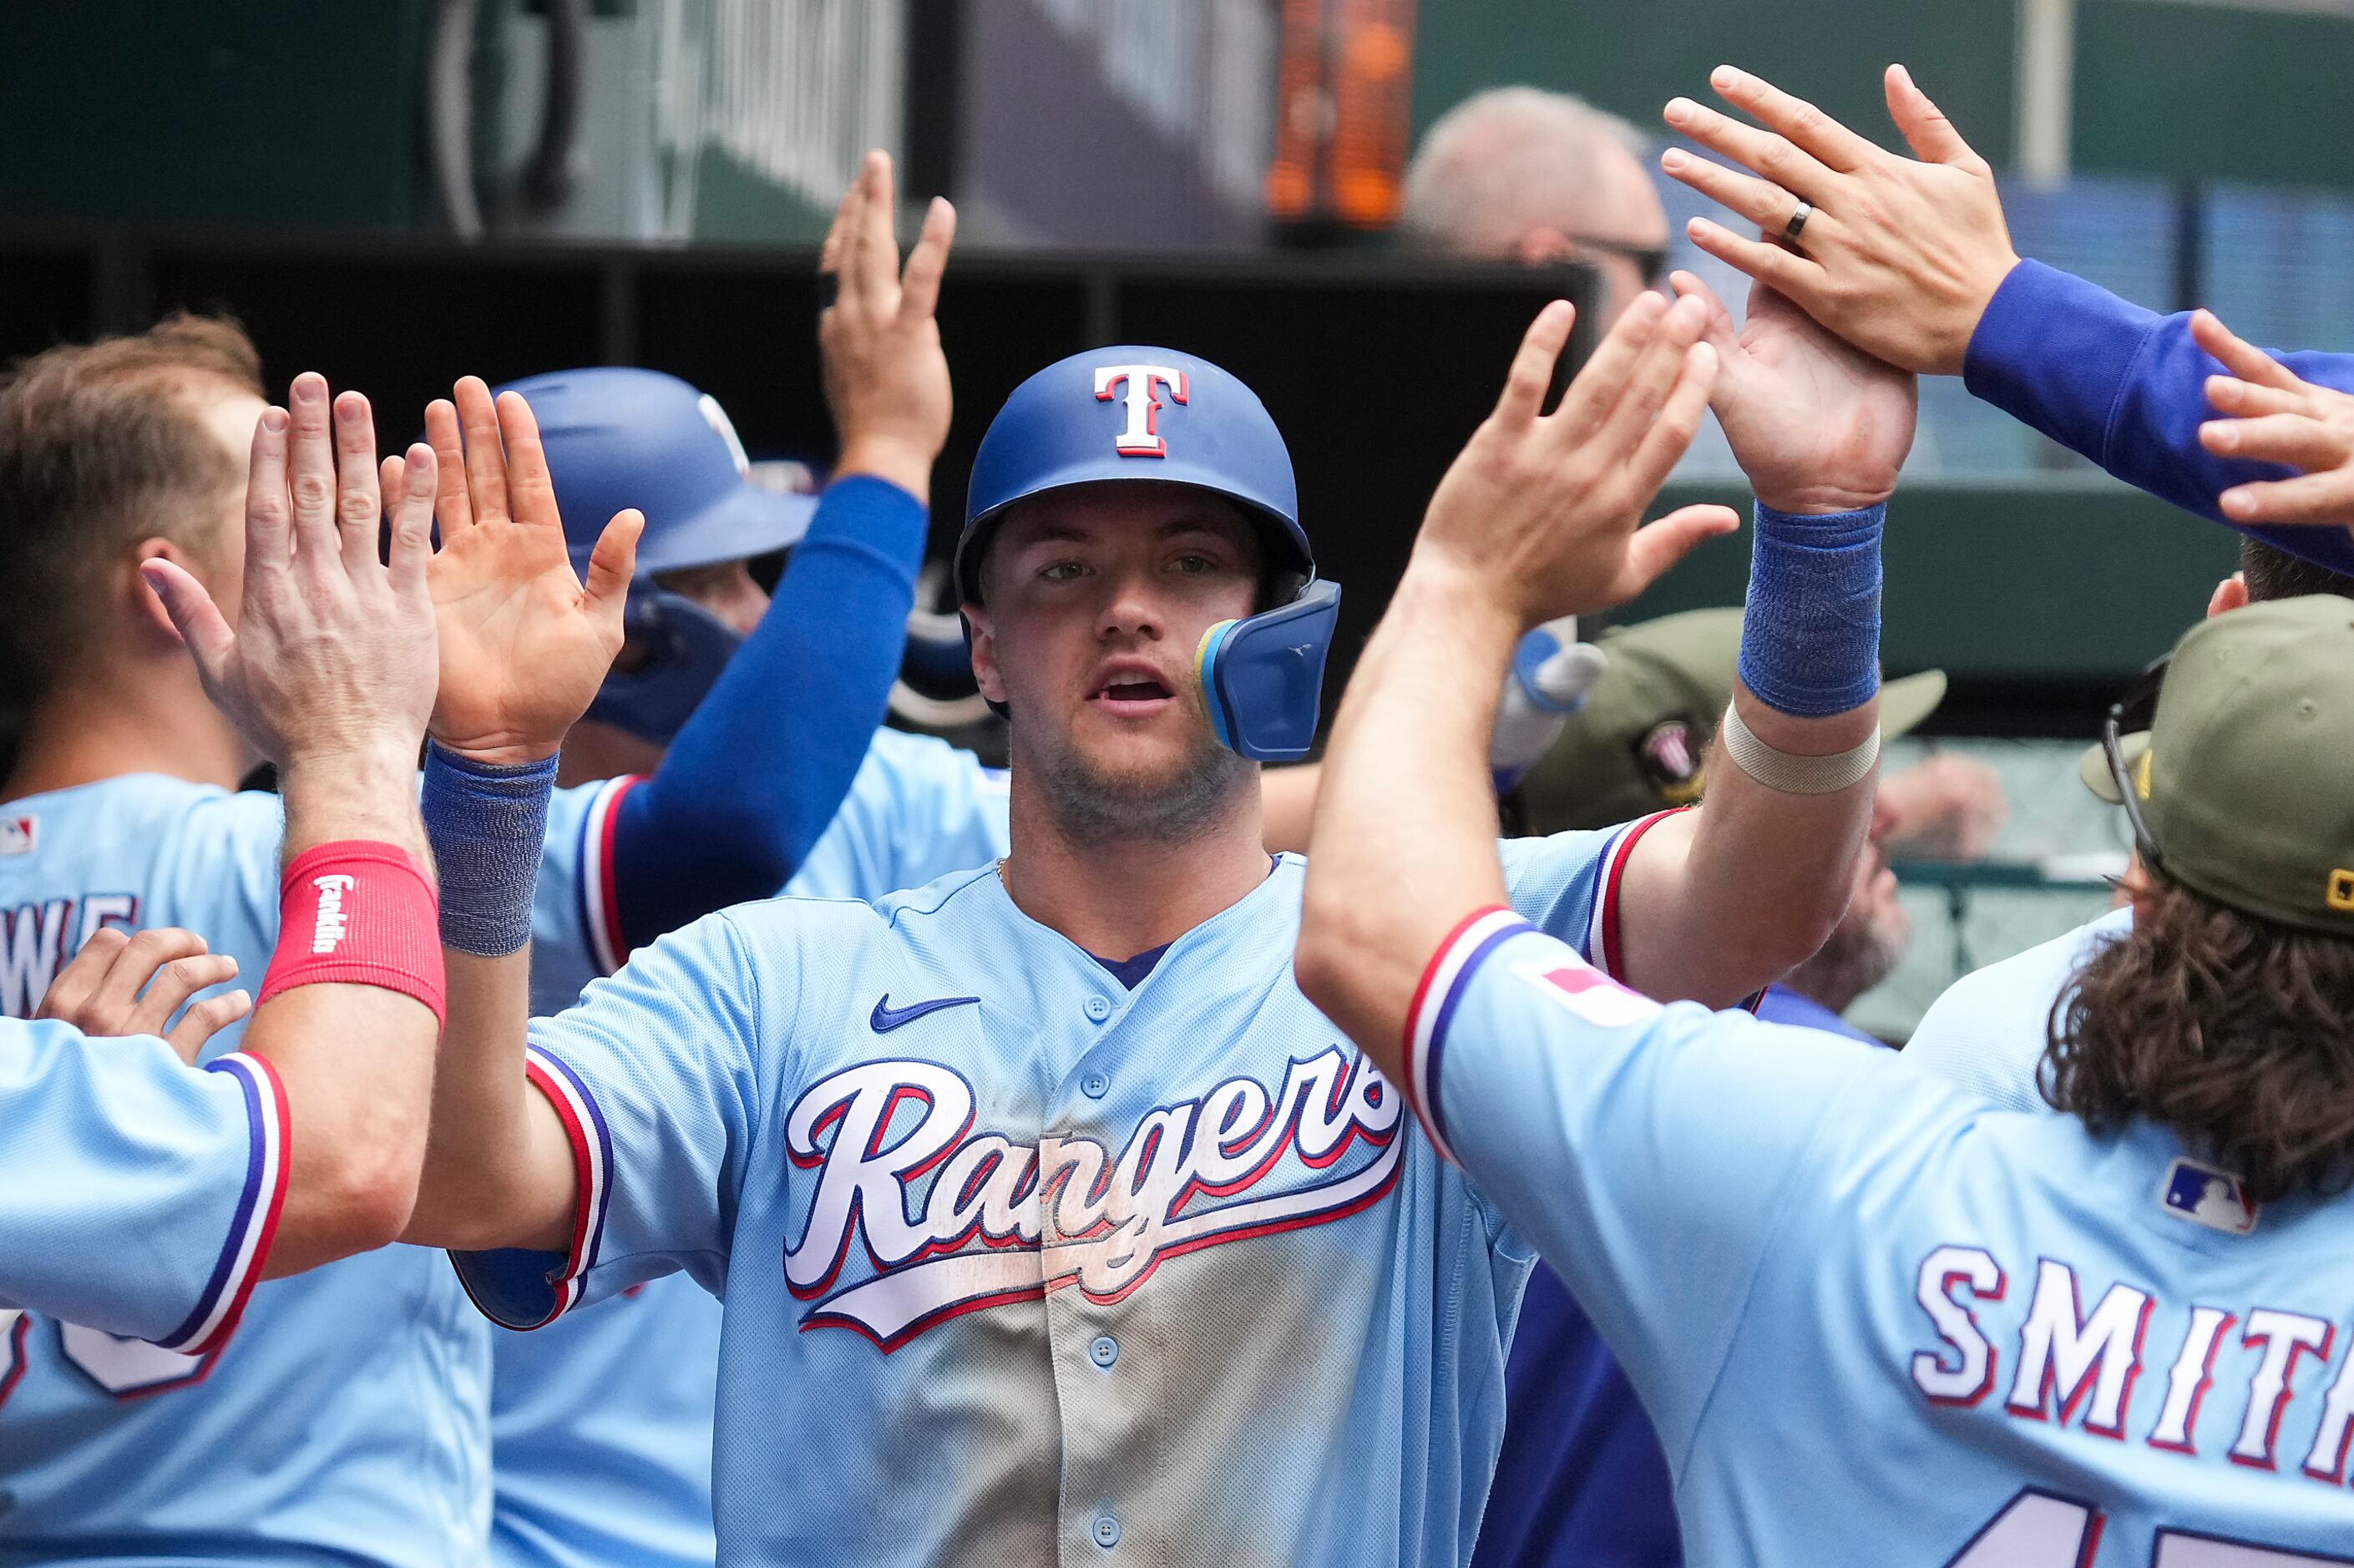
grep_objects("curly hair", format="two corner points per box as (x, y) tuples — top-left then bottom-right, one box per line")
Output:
(2045, 869), (2354, 1204)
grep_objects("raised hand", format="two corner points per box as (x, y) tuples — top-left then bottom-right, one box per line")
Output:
(1668, 270), (1916, 513)
(141, 372), (439, 776)
(1660, 64), (2017, 376)
(36, 926), (251, 1065)
(424, 378), (641, 765)
(818, 149), (958, 498)
(1414, 291), (1739, 627)
(2195, 312), (2354, 539)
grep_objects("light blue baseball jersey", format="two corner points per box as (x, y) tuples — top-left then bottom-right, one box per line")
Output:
(1410, 907), (2354, 1566)
(0, 771), (613, 1566)
(457, 820), (1657, 1567)
(1904, 908), (2134, 1114)
(491, 724), (1010, 1568)
(0, 1019), (281, 1353)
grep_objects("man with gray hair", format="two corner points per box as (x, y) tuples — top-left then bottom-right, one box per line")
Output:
(1402, 87), (1670, 323)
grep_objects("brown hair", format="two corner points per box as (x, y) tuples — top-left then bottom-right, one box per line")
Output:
(2240, 538), (2354, 604)
(0, 314), (264, 697)
(2045, 868), (2354, 1203)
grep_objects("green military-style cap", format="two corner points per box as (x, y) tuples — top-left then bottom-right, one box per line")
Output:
(1514, 607), (1946, 834)
(2079, 594), (2354, 934)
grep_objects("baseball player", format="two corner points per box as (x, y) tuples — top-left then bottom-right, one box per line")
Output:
(404, 280), (1901, 1564)
(483, 359), (1003, 1568)
(0, 154), (943, 1565)
(489, 397), (1601, 1565)
(1476, 604), (1949, 1568)
(5, 413), (463, 1350)
(1905, 534), (2354, 1112)
(1299, 357), (2354, 1564)
(1658, 62), (2354, 569)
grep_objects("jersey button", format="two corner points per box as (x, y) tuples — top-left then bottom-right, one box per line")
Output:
(1093, 1514), (1121, 1549)
(1088, 1334), (1118, 1368)
(1084, 994), (1112, 1022)
(1081, 1071), (1110, 1099)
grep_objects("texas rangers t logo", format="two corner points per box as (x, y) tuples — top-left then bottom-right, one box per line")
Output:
(1094, 363), (1188, 457)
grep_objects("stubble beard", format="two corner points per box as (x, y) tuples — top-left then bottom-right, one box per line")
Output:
(1018, 711), (1257, 850)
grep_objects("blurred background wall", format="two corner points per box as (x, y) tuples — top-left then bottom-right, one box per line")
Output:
(4, 0), (2346, 1027)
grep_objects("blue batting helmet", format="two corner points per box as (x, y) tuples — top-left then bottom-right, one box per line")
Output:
(954, 347), (1339, 762)
(499, 367), (818, 744)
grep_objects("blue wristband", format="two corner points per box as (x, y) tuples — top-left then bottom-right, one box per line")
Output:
(1737, 501), (1885, 718)
(422, 741), (557, 957)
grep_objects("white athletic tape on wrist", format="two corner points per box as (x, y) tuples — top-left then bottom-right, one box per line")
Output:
(1719, 700), (1880, 796)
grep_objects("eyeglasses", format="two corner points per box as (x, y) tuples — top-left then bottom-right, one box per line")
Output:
(2101, 656), (2169, 874)
(1570, 235), (1669, 288)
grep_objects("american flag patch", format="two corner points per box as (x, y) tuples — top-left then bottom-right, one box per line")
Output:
(1515, 960), (1661, 1029)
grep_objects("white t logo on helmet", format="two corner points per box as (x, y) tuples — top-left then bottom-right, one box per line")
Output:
(698, 393), (752, 478)
(1093, 364), (1189, 458)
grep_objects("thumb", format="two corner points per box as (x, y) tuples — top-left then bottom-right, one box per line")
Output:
(583, 509), (643, 625)
(139, 559), (238, 686)
(1885, 64), (1976, 165)
(1622, 504), (1744, 597)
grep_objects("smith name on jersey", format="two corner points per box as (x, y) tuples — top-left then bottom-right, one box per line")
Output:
(456, 826), (1652, 1568)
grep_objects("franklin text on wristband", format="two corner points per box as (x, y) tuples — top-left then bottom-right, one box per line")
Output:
(260, 841), (446, 1024)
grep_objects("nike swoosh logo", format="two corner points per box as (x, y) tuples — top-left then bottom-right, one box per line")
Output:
(869, 994), (981, 1033)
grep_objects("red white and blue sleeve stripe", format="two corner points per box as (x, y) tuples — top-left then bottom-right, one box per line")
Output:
(1583, 809), (1681, 979)
(1401, 906), (1536, 1167)
(154, 1052), (288, 1355)
(576, 774), (644, 979)
(508, 1044), (614, 1327)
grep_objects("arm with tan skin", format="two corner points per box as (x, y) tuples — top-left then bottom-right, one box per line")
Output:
(402, 377), (640, 1254)
(140, 377), (448, 1274)
(1604, 271), (1911, 1004)
(1298, 294), (1739, 1054)
(1656, 63), (2354, 573)
(405, 149), (954, 1256)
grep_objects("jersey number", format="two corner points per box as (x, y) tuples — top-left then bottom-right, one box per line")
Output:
(55, 1321), (213, 1398)
(1946, 1491), (2354, 1566)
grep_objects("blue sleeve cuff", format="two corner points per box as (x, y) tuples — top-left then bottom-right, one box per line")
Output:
(1962, 258), (2161, 471)
(1964, 258), (2354, 579)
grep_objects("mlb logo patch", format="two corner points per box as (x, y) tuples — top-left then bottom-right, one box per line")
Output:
(2160, 1158), (2257, 1236)
(0, 816), (34, 856)
(1514, 960), (1661, 1029)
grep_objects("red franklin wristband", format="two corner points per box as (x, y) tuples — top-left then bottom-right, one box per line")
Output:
(260, 841), (446, 1027)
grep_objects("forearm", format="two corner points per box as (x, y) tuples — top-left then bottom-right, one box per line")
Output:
(403, 746), (574, 1252)
(613, 474), (927, 943)
(1296, 557), (1519, 1079)
(1619, 500), (1882, 1005)
(250, 746), (442, 1275)
(408, 947), (573, 1252)
(1622, 689), (1877, 1006)
(1964, 260), (2354, 574)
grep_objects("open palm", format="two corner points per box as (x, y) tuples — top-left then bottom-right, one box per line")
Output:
(425, 377), (640, 764)
(1673, 270), (1916, 514)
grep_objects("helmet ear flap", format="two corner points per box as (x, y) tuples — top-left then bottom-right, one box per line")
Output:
(1193, 579), (1340, 763)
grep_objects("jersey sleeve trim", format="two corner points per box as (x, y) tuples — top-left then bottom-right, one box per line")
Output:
(577, 774), (644, 979)
(1586, 808), (1682, 978)
(155, 1051), (289, 1356)
(511, 1044), (614, 1326)
(1403, 905), (1536, 1166)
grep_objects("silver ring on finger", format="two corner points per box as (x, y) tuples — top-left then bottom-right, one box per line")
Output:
(1781, 199), (1813, 249)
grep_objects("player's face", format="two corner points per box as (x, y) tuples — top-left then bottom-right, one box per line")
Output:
(969, 484), (1263, 837)
(655, 558), (771, 637)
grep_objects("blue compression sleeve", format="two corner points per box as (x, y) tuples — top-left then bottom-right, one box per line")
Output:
(608, 473), (927, 952)
(1963, 258), (2354, 577)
